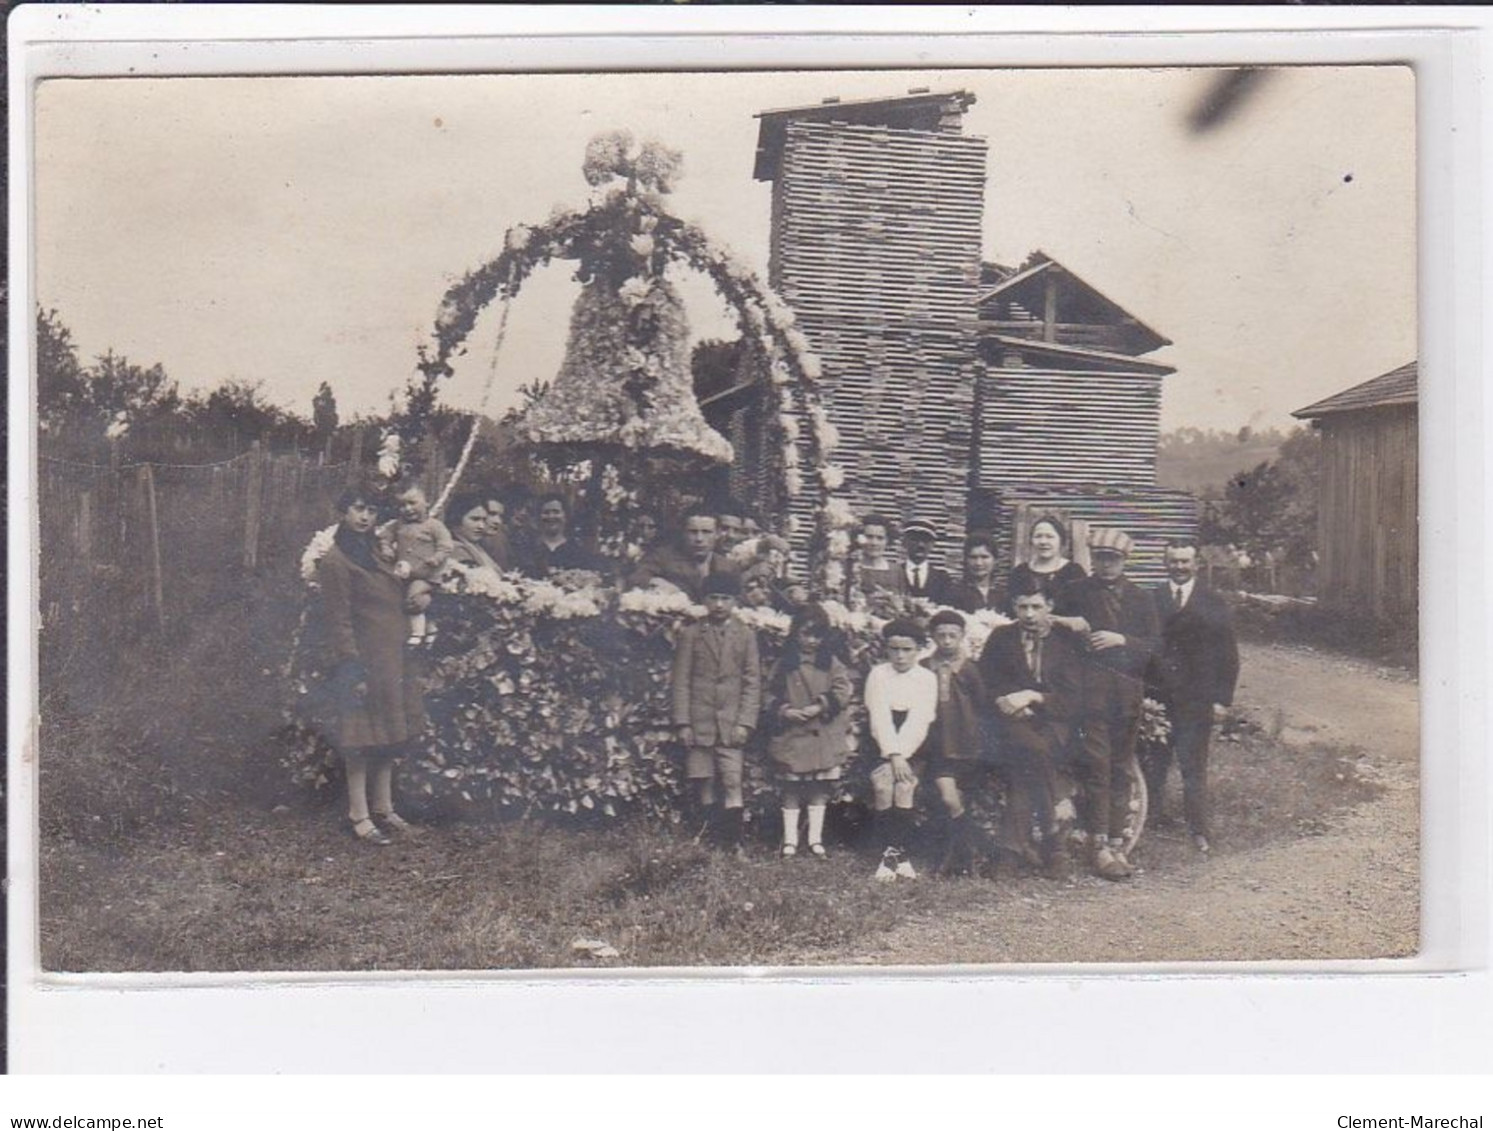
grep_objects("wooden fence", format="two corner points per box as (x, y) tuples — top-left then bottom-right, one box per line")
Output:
(38, 441), (363, 647)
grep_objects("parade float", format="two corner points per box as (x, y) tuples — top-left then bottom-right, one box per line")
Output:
(285, 132), (1157, 846)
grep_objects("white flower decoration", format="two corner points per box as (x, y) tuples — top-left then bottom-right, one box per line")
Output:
(820, 464), (846, 490)
(299, 524), (339, 586)
(505, 225), (532, 253)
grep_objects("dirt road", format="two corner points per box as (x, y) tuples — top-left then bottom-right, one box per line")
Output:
(791, 640), (1420, 965)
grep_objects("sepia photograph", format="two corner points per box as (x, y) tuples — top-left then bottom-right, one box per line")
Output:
(28, 63), (1418, 974)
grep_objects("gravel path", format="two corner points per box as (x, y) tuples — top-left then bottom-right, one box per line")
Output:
(786, 640), (1419, 965)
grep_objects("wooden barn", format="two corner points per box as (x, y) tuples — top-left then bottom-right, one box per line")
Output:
(1291, 361), (1418, 621)
(703, 89), (1196, 585)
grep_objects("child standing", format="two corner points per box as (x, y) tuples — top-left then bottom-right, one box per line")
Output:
(920, 609), (999, 876)
(671, 573), (762, 854)
(766, 604), (854, 859)
(864, 618), (939, 881)
(379, 482), (454, 645)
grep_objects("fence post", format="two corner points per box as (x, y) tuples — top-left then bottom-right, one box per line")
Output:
(138, 465), (166, 633)
(78, 489), (94, 566)
(244, 440), (264, 570)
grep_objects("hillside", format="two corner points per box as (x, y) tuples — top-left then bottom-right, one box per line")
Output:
(1156, 427), (1297, 497)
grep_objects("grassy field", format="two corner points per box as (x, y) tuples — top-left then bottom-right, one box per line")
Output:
(39, 718), (1382, 973)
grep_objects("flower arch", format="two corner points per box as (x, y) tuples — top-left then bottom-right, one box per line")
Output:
(415, 132), (855, 594)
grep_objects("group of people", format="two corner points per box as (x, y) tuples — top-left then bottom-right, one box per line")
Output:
(315, 479), (1239, 883)
(672, 514), (1240, 882)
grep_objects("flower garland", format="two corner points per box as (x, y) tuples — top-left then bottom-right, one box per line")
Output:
(414, 132), (853, 597)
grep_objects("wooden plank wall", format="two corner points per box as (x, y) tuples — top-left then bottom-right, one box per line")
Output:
(971, 484), (1199, 588)
(770, 118), (987, 569)
(978, 366), (1163, 490)
(1316, 406), (1418, 619)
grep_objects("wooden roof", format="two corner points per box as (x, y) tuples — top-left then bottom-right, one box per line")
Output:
(1292, 361), (1418, 419)
(753, 89), (976, 181)
(977, 333), (1176, 376)
(976, 252), (1171, 355)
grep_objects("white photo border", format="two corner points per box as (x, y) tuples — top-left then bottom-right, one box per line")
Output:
(8, 5), (1489, 1072)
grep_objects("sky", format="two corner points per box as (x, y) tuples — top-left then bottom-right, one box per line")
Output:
(34, 66), (1416, 433)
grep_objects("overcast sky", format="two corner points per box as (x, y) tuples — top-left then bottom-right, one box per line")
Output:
(34, 66), (1415, 433)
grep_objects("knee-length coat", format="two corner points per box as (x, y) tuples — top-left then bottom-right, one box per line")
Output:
(765, 657), (855, 775)
(316, 537), (425, 750)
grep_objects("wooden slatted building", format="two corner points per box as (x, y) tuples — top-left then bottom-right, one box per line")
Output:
(708, 90), (1197, 586)
(971, 253), (1197, 585)
(1291, 361), (1418, 621)
(752, 91), (987, 564)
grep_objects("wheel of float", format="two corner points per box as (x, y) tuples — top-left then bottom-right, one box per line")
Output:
(1120, 756), (1148, 855)
(1049, 757), (1149, 856)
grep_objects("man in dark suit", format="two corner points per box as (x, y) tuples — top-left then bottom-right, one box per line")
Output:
(976, 578), (1084, 874)
(901, 519), (955, 606)
(1061, 526), (1159, 880)
(1144, 540), (1240, 855)
(628, 505), (741, 601)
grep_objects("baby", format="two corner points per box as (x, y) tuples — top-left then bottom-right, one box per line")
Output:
(378, 481), (454, 645)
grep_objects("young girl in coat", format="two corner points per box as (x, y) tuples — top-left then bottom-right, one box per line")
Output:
(767, 603), (855, 858)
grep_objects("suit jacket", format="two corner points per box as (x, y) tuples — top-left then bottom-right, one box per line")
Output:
(976, 623), (1083, 725)
(902, 561), (956, 606)
(1148, 581), (1240, 707)
(671, 617), (762, 746)
(1060, 574), (1160, 682)
(629, 543), (740, 602)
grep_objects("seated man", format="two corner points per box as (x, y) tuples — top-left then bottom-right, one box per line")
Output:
(627, 505), (741, 601)
(976, 577), (1083, 875)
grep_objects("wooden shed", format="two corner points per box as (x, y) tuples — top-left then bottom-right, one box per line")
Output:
(1292, 361), (1418, 621)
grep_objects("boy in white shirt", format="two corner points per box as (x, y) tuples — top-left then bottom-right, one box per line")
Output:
(864, 618), (938, 881)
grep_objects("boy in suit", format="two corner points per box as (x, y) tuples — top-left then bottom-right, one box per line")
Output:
(671, 572), (762, 853)
(1145, 541), (1240, 855)
(977, 578), (1084, 875)
(1061, 527), (1159, 880)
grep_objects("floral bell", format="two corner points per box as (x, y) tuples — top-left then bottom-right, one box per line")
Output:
(517, 133), (732, 465)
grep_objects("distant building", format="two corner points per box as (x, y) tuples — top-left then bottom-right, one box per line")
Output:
(704, 89), (1195, 585)
(1292, 361), (1418, 621)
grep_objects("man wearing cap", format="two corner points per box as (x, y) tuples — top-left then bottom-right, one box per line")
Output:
(1060, 526), (1160, 880)
(1144, 540), (1239, 855)
(901, 519), (955, 607)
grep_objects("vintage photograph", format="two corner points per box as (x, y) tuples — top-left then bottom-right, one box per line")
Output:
(31, 65), (1417, 972)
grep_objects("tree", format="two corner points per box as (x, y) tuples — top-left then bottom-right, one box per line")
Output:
(1202, 427), (1320, 565)
(36, 307), (88, 438)
(311, 382), (339, 439)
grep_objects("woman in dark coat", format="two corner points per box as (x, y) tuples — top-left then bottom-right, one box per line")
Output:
(948, 532), (1006, 614)
(316, 484), (426, 845)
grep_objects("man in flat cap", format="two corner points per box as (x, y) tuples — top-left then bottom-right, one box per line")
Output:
(901, 519), (955, 607)
(1060, 526), (1159, 880)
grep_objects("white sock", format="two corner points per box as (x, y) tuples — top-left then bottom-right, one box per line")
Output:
(409, 613), (427, 638)
(781, 808), (801, 848)
(806, 804), (827, 846)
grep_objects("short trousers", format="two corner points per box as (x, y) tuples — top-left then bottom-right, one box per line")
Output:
(870, 757), (921, 809)
(777, 765), (844, 783)
(686, 746), (744, 789)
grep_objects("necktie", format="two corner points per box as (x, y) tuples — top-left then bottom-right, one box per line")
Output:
(1174, 584), (1185, 609)
(1023, 634), (1044, 682)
